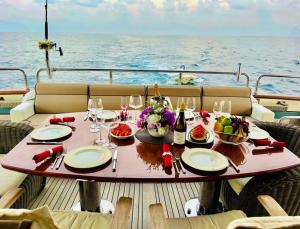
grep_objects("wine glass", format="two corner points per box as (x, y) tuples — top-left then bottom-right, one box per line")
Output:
(186, 97), (196, 124)
(213, 101), (222, 118)
(88, 98), (99, 133)
(176, 97), (185, 111)
(222, 100), (231, 117)
(120, 96), (128, 111)
(103, 114), (119, 149)
(95, 98), (106, 145)
(129, 95), (143, 123)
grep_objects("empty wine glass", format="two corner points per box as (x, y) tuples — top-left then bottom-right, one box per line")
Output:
(176, 97), (185, 111)
(222, 100), (231, 117)
(103, 115), (119, 149)
(88, 98), (100, 133)
(186, 97), (196, 124)
(213, 101), (222, 118)
(120, 96), (128, 111)
(129, 95), (143, 123)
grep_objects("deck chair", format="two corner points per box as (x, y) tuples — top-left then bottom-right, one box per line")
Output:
(0, 121), (46, 208)
(149, 195), (300, 229)
(0, 188), (132, 229)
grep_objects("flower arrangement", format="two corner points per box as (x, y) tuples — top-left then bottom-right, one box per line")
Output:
(137, 100), (175, 137)
(38, 40), (55, 50)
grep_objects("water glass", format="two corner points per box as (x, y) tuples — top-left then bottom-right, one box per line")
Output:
(103, 115), (119, 149)
(129, 95), (143, 123)
(213, 101), (222, 118)
(186, 97), (196, 124)
(88, 98), (100, 133)
(176, 97), (185, 111)
(95, 98), (107, 144)
(222, 100), (231, 117)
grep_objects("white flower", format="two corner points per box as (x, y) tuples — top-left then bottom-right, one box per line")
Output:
(147, 114), (161, 123)
(158, 127), (166, 135)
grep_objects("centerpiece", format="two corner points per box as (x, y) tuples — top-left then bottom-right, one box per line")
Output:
(137, 85), (175, 138)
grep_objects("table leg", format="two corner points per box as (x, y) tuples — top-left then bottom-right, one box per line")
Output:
(72, 180), (115, 214)
(184, 180), (224, 216)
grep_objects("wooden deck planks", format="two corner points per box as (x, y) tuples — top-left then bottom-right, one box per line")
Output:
(28, 177), (202, 229)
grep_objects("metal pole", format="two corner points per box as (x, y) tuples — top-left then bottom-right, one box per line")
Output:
(236, 63), (241, 82)
(45, 0), (52, 79)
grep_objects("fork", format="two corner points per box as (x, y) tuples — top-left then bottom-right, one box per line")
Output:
(51, 153), (61, 169)
(172, 156), (179, 174)
(175, 155), (186, 174)
(55, 153), (65, 170)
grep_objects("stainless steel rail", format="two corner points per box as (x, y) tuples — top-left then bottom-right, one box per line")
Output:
(0, 68), (29, 89)
(255, 74), (300, 93)
(36, 67), (250, 86)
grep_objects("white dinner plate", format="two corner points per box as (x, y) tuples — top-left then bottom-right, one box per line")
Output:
(31, 125), (72, 141)
(249, 127), (270, 140)
(182, 148), (229, 172)
(64, 146), (112, 169)
(110, 123), (135, 139)
(97, 110), (118, 120)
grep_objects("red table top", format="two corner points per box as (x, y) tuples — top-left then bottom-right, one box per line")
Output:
(2, 112), (300, 183)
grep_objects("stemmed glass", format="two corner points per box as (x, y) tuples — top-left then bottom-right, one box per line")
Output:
(88, 98), (100, 133)
(176, 97), (185, 111)
(222, 100), (231, 117)
(103, 114), (119, 149)
(95, 98), (106, 145)
(186, 97), (196, 124)
(213, 101), (222, 118)
(120, 96), (128, 111)
(129, 95), (143, 123)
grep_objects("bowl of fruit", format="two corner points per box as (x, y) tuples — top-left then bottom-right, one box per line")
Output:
(111, 123), (134, 139)
(214, 116), (249, 145)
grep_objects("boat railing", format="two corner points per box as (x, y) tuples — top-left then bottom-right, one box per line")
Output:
(0, 68), (29, 94)
(36, 67), (250, 87)
(255, 74), (300, 101)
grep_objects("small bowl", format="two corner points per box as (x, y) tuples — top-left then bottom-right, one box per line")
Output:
(215, 131), (248, 145)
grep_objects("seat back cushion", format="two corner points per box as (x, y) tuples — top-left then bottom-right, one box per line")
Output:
(89, 84), (146, 110)
(228, 216), (300, 229)
(202, 86), (252, 115)
(0, 206), (58, 229)
(35, 83), (88, 114)
(147, 85), (202, 111)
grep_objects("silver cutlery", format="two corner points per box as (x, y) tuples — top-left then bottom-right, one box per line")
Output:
(172, 156), (179, 174)
(27, 141), (62, 145)
(112, 150), (118, 172)
(51, 154), (61, 169)
(83, 111), (89, 121)
(226, 156), (240, 173)
(175, 155), (186, 174)
(56, 153), (65, 170)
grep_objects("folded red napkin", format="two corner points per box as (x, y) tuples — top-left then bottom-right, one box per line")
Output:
(33, 145), (63, 163)
(200, 110), (210, 118)
(162, 144), (172, 170)
(254, 139), (285, 148)
(49, 117), (75, 124)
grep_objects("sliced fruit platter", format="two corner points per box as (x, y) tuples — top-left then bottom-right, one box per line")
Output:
(111, 123), (135, 139)
(214, 116), (249, 145)
(186, 124), (214, 145)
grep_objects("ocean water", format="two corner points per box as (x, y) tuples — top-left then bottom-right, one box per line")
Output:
(0, 32), (299, 95)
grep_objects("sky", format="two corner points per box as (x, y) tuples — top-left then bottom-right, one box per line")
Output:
(0, 0), (300, 36)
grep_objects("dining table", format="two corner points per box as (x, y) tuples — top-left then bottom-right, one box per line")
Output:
(1, 111), (300, 216)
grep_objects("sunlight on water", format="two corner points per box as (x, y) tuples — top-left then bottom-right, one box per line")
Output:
(0, 32), (299, 94)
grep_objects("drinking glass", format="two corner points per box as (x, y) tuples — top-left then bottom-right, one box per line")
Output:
(176, 97), (185, 111)
(103, 115), (119, 149)
(88, 98), (99, 133)
(129, 95), (143, 123)
(213, 101), (222, 118)
(120, 96), (128, 111)
(95, 98), (106, 144)
(222, 100), (231, 117)
(186, 97), (196, 124)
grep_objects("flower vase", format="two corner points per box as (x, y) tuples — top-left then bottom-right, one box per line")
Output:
(147, 125), (169, 138)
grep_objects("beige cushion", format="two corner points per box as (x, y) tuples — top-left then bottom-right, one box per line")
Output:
(202, 86), (252, 115)
(166, 210), (246, 229)
(228, 216), (300, 229)
(0, 154), (27, 196)
(228, 177), (253, 195)
(0, 206), (58, 229)
(147, 85), (202, 110)
(35, 83), (88, 114)
(52, 210), (113, 229)
(90, 84), (146, 110)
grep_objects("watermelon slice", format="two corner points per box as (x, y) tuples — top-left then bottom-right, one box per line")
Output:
(190, 124), (207, 142)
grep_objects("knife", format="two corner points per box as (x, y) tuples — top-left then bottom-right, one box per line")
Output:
(27, 141), (63, 145)
(84, 111), (89, 121)
(226, 156), (240, 173)
(112, 150), (118, 172)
